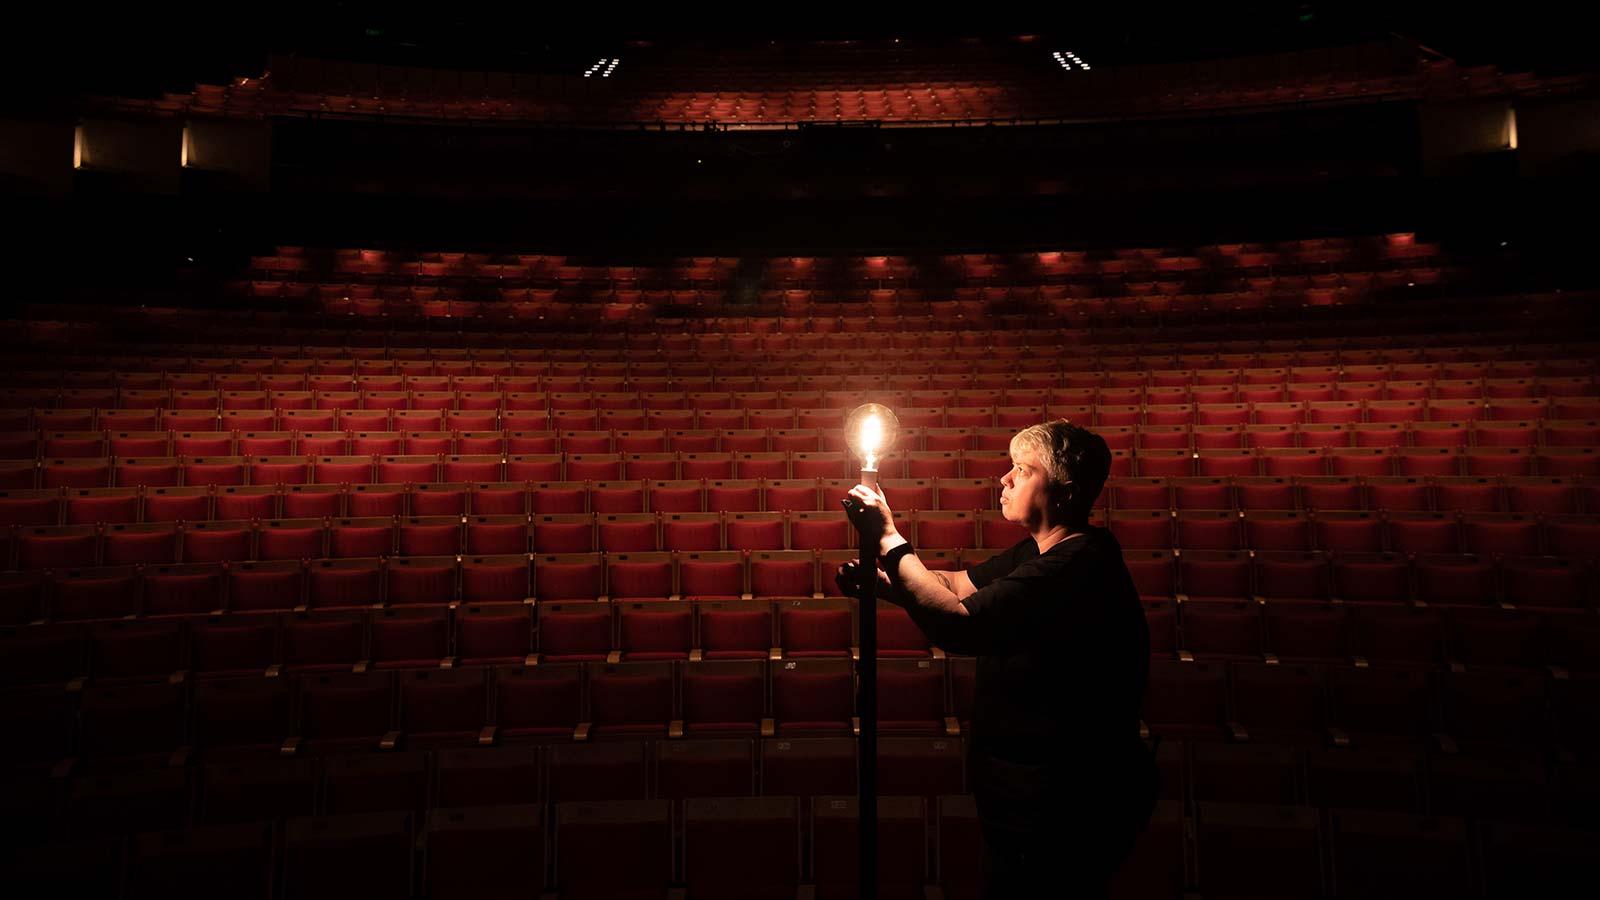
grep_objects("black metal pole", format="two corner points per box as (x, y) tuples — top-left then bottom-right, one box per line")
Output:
(857, 466), (878, 900)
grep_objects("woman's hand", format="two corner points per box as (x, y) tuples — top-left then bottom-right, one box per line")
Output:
(842, 482), (899, 545)
(834, 559), (893, 597)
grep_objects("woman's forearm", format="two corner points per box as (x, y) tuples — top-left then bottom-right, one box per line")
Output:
(880, 533), (969, 617)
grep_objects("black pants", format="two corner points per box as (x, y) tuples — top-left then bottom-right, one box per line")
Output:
(970, 751), (1158, 900)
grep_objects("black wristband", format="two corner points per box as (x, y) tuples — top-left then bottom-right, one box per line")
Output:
(880, 541), (915, 576)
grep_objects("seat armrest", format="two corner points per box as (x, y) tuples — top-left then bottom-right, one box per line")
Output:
(943, 716), (961, 738)
(264, 664), (282, 678)
(1226, 721), (1249, 742)
(573, 722), (592, 742)
(1432, 732), (1459, 755)
(851, 716), (860, 737)
(279, 736), (301, 757)
(438, 656), (456, 669)
(669, 719), (684, 739)
(524, 653), (541, 666)
(352, 659), (370, 673)
(850, 646), (860, 661)
(605, 650), (622, 664)
(768, 647), (784, 661)
(477, 725), (498, 747)
(689, 649), (703, 662)
(379, 730), (402, 751)
(761, 717), (776, 738)
(1176, 649), (1195, 663)
(929, 647), (946, 660)
(1327, 727), (1351, 748)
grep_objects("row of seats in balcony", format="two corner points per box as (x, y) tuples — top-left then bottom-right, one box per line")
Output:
(257, 234), (1435, 272)
(256, 265), (1425, 292)
(150, 59), (1499, 127)
(276, 283), (1452, 318)
(252, 242), (1438, 281)
(275, 265), (1448, 293)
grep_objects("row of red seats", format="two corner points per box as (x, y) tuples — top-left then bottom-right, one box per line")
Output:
(14, 369), (1600, 395)
(47, 295), (1583, 346)
(15, 714), (1595, 828)
(10, 659), (1595, 771)
(1107, 509), (1600, 557)
(8, 389), (1600, 417)
(10, 367), (1599, 394)
(10, 787), (1591, 900)
(7, 584), (1599, 690)
(16, 324), (1591, 366)
(7, 473), (1600, 527)
(5, 795), (1009, 900)
(7, 657), (967, 750)
(22, 340), (1587, 373)
(4, 503), (1600, 565)
(6, 407), (1600, 443)
(4, 448), (1596, 495)
(6, 545), (1596, 627)
(6, 422), (1600, 462)
(4, 603), (944, 686)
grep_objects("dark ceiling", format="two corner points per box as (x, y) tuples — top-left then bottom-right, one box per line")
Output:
(12, 4), (1589, 100)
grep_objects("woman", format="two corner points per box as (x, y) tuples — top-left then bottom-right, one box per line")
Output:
(839, 420), (1157, 899)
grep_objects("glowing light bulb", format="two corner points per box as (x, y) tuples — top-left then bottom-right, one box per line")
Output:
(844, 403), (900, 488)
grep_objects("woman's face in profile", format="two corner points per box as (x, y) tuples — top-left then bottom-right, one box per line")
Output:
(998, 450), (1051, 530)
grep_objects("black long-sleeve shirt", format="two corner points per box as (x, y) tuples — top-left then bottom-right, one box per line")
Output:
(898, 527), (1150, 765)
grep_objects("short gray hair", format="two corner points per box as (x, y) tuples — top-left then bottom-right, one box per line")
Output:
(1007, 420), (1112, 524)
